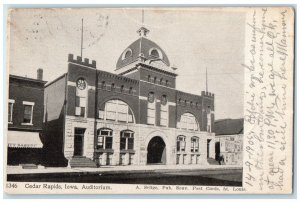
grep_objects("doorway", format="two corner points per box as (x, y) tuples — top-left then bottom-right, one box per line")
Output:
(73, 128), (85, 156)
(147, 136), (166, 164)
(215, 142), (220, 160)
(207, 139), (211, 158)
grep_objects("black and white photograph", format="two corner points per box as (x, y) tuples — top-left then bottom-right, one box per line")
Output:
(4, 7), (294, 194)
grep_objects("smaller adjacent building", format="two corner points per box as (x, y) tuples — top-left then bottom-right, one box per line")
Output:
(7, 69), (47, 166)
(214, 118), (243, 166)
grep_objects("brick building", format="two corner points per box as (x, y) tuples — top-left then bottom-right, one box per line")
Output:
(43, 26), (216, 167)
(7, 70), (47, 165)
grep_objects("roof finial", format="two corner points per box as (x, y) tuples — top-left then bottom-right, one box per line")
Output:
(80, 18), (84, 58)
(206, 67), (208, 92)
(137, 9), (149, 37)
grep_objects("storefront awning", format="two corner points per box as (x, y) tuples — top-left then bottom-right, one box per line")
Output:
(7, 131), (43, 148)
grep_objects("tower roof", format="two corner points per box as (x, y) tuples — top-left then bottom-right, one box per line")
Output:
(116, 29), (170, 70)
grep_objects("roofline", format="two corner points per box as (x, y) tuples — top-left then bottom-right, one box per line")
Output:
(45, 73), (67, 87)
(139, 63), (178, 77)
(9, 74), (47, 84)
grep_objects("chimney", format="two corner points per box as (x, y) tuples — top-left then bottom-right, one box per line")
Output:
(37, 68), (43, 80)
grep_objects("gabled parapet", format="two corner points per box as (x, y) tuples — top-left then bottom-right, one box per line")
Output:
(68, 54), (96, 68)
(201, 91), (214, 98)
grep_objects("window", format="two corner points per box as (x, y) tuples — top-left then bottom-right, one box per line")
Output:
(120, 130), (134, 150)
(191, 137), (199, 152)
(97, 128), (113, 149)
(101, 81), (106, 89)
(177, 113), (199, 131)
(160, 78), (163, 85)
(22, 101), (34, 124)
(111, 83), (115, 91)
(150, 49), (160, 58)
(99, 100), (134, 123)
(177, 135), (186, 152)
(75, 78), (87, 117)
(120, 85), (124, 92)
(122, 48), (132, 60)
(124, 50), (132, 58)
(160, 95), (168, 127)
(148, 75), (151, 82)
(153, 77), (157, 84)
(129, 87), (133, 94)
(147, 92), (156, 125)
(8, 99), (15, 123)
(166, 80), (169, 87)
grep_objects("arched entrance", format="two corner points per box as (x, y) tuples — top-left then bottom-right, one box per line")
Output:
(147, 136), (166, 164)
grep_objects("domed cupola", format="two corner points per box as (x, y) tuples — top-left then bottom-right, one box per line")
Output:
(116, 26), (172, 73)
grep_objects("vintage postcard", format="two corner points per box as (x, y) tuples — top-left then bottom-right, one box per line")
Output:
(4, 7), (294, 194)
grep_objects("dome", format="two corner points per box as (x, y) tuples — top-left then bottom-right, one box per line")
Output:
(116, 36), (170, 70)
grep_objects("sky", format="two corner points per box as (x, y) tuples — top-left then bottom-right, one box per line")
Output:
(8, 8), (245, 120)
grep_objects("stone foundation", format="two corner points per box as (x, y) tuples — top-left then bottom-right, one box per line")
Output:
(64, 116), (215, 167)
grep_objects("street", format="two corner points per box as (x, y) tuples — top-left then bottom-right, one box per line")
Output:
(7, 168), (242, 186)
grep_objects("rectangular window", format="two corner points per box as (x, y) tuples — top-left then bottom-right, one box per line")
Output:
(128, 137), (134, 150)
(97, 136), (104, 149)
(75, 95), (86, 117)
(106, 136), (113, 149)
(191, 138), (199, 152)
(8, 100), (15, 123)
(147, 103), (156, 125)
(160, 105), (168, 127)
(177, 137), (186, 152)
(22, 101), (34, 124)
(120, 137), (126, 150)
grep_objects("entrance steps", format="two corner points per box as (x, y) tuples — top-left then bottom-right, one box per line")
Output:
(207, 158), (220, 165)
(70, 156), (97, 168)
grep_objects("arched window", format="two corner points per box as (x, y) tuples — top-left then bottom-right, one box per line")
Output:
(129, 87), (133, 94)
(122, 48), (132, 60)
(160, 95), (168, 126)
(120, 85), (124, 92)
(97, 128), (113, 149)
(101, 81), (106, 89)
(148, 92), (155, 103)
(148, 75), (151, 82)
(177, 135), (186, 152)
(153, 77), (157, 84)
(150, 49), (160, 58)
(160, 78), (163, 85)
(99, 100), (134, 123)
(191, 136), (199, 152)
(111, 83), (115, 91)
(166, 80), (169, 87)
(120, 130), (134, 150)
(75, 78), (87, 117)
(177, 113), (200, 131)
(147, 92), (156, 125)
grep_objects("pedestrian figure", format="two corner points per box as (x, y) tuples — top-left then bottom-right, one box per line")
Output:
(218, 154), (224, 165)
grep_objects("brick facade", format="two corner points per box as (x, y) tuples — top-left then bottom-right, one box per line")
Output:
(44, 28), (216, 167)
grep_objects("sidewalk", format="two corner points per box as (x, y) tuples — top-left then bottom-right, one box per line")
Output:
(7, 164), (242, 175)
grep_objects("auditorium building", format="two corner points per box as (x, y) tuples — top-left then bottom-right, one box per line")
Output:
(43, 26), (216, 167)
